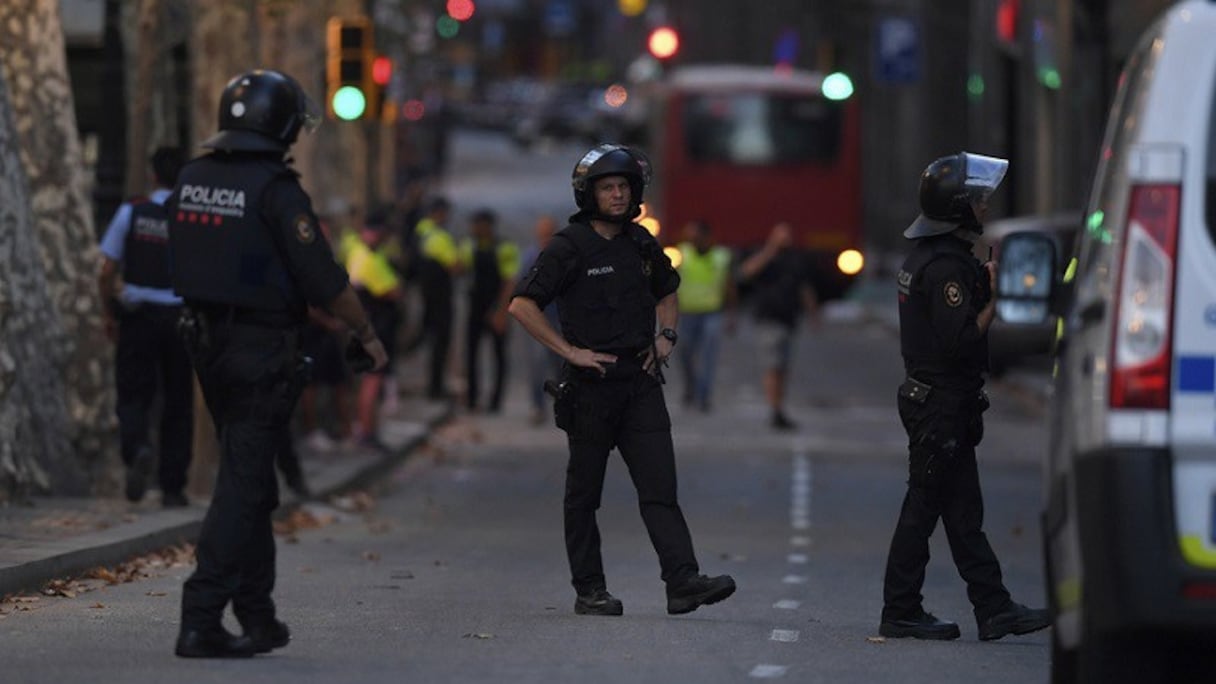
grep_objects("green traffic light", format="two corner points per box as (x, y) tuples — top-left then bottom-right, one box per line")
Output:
(821, 72), (854, 101)
(332, 86), (367, 120)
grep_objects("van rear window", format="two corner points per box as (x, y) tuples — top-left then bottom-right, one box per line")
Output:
(683, 93), (841, 165)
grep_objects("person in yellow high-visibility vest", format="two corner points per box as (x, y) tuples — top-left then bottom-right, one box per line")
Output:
(676, 220), (737, 412)
(459, 208), (520, 412)
(345, 208), (405, 448)
(415, 198), (462, 399)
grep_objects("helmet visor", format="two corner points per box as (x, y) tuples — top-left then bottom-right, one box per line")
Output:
(299, 92), (323, 134)
(962, 152), (1008, 203)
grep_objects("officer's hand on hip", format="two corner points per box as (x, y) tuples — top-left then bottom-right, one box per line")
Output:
(363, 336), (390, 372)
(567, 347), (617, 377)
(642, 338), (674, 374)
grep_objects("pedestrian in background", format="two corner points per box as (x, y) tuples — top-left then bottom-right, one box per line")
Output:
(737, 222), (819, 430)
(415, 197), (462, 400)
(521, 215), (562, 425)
(879, 151), (1048, 641)
(459, 208), (520, 413)
(98, 146), (194, 508)
(509, 143), (736, 618)
(346, 207), (404, 449)
(167, 69), (387, 658)
(675, 219), (736, 412)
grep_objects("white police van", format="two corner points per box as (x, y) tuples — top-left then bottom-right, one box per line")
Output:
(1000, 2), (1216, 682)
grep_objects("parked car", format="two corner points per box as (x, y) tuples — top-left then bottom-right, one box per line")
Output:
(1001, 2), (1216, 681)
(977, 212), (1080, 376)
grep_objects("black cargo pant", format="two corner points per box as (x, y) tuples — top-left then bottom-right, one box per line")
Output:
(558, 364), (699, 594)
(465, 301), (507, 411)
(422, 290), (452, 398)
(180, 318), (301, 633)
(115, 304), (193, 496)
(882, 384), (1012, 624)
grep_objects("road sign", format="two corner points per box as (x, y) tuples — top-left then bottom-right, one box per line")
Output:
(875, 16), (921, 85)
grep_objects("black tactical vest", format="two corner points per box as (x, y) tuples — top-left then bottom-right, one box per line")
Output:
(556, 222), (657, 352)
(122, 197), (172, 289)
(167, 155), (296, 312)
(897, 235), (989, 382)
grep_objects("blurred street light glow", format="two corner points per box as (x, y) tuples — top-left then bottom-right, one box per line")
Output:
(437, 15), (460, 38)
(836, 249), (864, 275)
(332, 86), (367, 121)
(604, 84), (629, 108)
(618, 0), (647, 17)
(648, 27), (679, 60)
(664, 246), (682, 268)
(821, 72), (854, 101)
(447, 0), (475, 22)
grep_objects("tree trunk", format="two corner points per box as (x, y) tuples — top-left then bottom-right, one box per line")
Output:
(125, 0), (164, 195)
(0, 0), (113, 498)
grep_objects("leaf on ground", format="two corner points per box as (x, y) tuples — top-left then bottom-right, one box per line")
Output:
(462, 632), (495, 640)
(362, 550), (381, 562)
(866, 636), (887, 644)
(89, 567), (119, 584)
(89, 603), (105, 609)
(13, 596), (41, 603)
(331, 491), (376, 513)
(145, 591), (167, 597)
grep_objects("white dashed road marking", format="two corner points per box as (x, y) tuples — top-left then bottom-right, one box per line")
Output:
(773, 599), (801, 610)
(770, 629), (800, 643)
(750, 664), (789, 678)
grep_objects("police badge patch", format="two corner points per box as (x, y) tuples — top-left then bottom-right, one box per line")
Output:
(293, 214), (316, 244)
(944, 281), (964, 307)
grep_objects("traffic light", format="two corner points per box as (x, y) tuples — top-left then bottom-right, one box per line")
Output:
(326, 16), (374, 120)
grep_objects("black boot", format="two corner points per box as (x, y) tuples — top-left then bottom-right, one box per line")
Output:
(879, 610), (961, 640)
(175, 627), (257, 658)
(574, 588), (624, 616)
(666, 574), (736, 615)
(244, 619), (291, 653)
(978, 603), (1051, 641)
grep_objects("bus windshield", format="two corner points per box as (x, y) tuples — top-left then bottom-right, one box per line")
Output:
(683, 92), (841, 165)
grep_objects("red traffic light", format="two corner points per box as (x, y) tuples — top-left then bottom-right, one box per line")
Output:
(372, 56), (392, 86)
(648, 26), (679, 60)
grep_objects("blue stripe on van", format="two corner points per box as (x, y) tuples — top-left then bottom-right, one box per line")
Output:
(1178, 356), (1216, 393)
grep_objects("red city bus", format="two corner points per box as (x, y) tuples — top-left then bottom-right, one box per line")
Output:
(645, 64), (863, 299)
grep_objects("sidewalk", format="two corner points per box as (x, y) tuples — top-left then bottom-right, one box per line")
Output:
(0, 395), (452, 598)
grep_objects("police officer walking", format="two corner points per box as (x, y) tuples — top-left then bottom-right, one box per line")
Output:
(98, 147), (194, 507)
(879, 152), (1049, 641)
(509, 143), (736, 617)
(167, 69), (387, 658)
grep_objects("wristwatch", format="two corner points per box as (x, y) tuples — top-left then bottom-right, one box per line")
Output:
(658, 327), (678, 345)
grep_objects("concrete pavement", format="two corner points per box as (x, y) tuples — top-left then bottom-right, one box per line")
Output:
(0, 395), (452, 598)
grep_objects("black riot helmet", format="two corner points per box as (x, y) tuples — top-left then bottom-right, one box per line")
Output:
(571, 143), (652, 219)
(903, 151), (1008, 239)
(201, 69), (321, 153)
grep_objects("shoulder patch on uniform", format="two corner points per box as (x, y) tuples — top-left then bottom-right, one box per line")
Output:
(943, 281), (964, 307)
(293, 213), (316, 244)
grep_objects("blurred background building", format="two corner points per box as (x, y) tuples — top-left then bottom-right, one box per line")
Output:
(62, 0), (1173, 262)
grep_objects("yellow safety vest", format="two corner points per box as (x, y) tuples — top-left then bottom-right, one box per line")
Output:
(677, 243), (731, 314)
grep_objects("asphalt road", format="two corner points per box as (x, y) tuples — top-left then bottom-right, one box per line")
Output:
(0, 130), (1053, 683)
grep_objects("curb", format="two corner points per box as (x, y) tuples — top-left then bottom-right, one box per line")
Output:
(0, 402), (454, 598)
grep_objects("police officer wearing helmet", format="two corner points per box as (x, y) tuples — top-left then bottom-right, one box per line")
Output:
(168, 69), (388, 658)
(509, 143), (736, 617)
(879, 152), (1049, 641)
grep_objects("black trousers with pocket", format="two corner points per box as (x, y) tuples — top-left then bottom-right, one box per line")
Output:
(560, 366), (699, 594)
(180, 319), (300, 633)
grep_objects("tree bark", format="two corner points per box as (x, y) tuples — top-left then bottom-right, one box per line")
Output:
(0, 0), (113, 498)
(125, 0), (164, 195)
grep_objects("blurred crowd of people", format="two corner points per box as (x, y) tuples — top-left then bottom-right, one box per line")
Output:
(99, 155), (822, 506)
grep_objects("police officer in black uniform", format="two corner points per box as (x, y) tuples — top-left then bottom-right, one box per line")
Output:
(509, 143), (736, 617)
(167, 69), (388, 658)
(879, 152), (1050, 641)
(98, 146), (193, 507)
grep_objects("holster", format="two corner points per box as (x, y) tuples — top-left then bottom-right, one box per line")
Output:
(897, 378), (989, 487)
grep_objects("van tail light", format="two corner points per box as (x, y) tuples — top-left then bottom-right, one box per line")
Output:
(1110, 184), (1180, 410)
